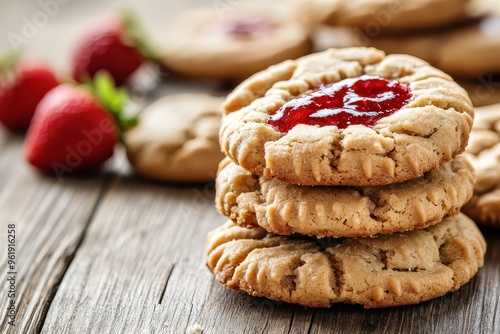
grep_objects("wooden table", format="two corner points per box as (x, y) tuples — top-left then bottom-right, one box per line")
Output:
(0, 1), (499, 333)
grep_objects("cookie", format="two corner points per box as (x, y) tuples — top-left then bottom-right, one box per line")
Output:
(215, 155), (474, 237)
(220, 47), (474, 186)
(463, 103), (500, 227)
(468, 0), (498, 18)
(368, 15), (500, 78)
(206, 214), (486, 308)
(310, 0), (470, 32)
(312, 0), (500, 79)
(457, 78), (500, 107)
(159, 5), (311, 80)
(124, 94), (225, 182)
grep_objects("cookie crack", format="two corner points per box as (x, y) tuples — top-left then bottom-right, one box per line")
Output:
(379, 249), (388, 270)
(288, 260), (304, 297)
(409, 126), (439, 139)
(325, 251), (343, 299)
(391, 267), (420, 273)
(353, 188), (385, 224)
(329, 136), (344, 171)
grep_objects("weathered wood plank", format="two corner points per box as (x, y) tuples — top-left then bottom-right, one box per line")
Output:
(0, 164), (107, 334)
(41, 176), (313, 334)
(0, 133), (24, 189)
(39, 168), (500, 334)
(41, 178), (225, 333)
(1, 0), (500, 333)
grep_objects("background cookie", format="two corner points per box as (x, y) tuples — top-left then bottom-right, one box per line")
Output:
(124, 94), (225, 182)
(456, 78), (500, 107)
(463, 103), (500, 227)
(160, 4), (311, 80)
(221, 47), (474, 186)
(310, 0), (470, 32)
(311, 0), (500, 79)
(216, 156), (474, 237)
(206, 214), (486, 308)
(368, 15), (500, 78)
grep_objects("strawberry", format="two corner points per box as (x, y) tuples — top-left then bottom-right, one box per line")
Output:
(0, 55), (59, 132)
(25, 73), (136, 177)
(71, 13), (156, 86)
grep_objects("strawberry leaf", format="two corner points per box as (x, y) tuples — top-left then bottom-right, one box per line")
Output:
(91, 71), (136, 133)
(0, 52), (21, 79)
(120, 115), (138, 129)
(120, 10), (159, 62)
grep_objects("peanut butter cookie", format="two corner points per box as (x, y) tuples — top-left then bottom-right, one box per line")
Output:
(125, 94), (224, 182)
(206, 214), (486, 308)
(215, 155), (474, 237)
(220, 48), (474, 186)
(463, 103), (500, 227)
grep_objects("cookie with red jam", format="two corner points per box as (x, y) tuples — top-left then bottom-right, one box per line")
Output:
(220, 48), (474, 186)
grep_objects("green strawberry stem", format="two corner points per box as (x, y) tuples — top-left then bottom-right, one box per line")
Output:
(120, 10), (160, 62)
(0, 52), (21, 78)
(91, 72), (138, 136)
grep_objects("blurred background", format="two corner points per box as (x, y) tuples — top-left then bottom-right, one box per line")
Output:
(1, 2), (499, 333)
(1, 0), (499, 104)
(0, 0), (200, 72)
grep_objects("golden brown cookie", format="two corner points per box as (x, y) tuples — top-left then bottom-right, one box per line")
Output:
(159, 4), (311, 80)
(215, 155), (474, 237)
(220, 48), (474, 186)
(206, 214), (486, 308)
(313, 1), (500, 79)
(124, 94), (225, 182)
(468, 0), (499, 18)
(457, 78), (500, 107)
(310, 0), (470, 32)
(368, 15), (500, 78)
(463, 103), (500, 227)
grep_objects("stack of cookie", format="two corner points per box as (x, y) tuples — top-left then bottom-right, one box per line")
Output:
(206, 47), (487, 308)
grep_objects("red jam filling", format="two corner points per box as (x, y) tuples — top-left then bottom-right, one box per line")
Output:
(267, 75), (412, 133)
(219, 17), (273, 39)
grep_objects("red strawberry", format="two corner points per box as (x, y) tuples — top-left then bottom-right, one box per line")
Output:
(0, 56), (59, 132)
(25, 74), (135, 177)
(71, 13), (155, 86)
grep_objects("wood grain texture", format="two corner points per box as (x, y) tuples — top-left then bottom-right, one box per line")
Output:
(0, 0), (499, 333)
(0, 161), (106, 333)
(0, 134), (23, 190)
(40, 178), (225, 333)
(40, 175), (500, 334)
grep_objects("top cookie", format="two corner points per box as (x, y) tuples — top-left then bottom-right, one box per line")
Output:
(310, 0), (470, 32)
(220, 48), (474, 186)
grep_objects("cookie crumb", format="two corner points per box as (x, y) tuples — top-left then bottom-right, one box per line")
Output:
(187, 323), (203, 334)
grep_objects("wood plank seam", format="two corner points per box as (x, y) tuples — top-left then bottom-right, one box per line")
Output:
(286, 306), (297, 334)
(306, 310), (316, 334)
(158, 263), (176, 305)
(35, 176), (114, 333)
